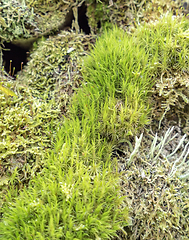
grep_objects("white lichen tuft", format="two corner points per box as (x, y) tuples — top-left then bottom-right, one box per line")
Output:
(127, 127), (189, 179)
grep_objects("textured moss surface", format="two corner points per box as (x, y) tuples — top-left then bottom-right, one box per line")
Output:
(0, 1), (189, 239)
(0, 70), (61, 185)
(0, 31), (95, 208)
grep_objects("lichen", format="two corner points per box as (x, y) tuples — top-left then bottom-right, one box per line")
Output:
(0, 0), (39, 43)
(116, 127), (189, 239)
(151, 72), (189, 131)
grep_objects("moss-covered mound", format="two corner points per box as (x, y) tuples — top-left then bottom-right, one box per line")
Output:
(0, 70), (61, 186)
(0, 31), (95, 202)
(70, 26), (153, 142)
(18, 31), (96, 111)
(0, 2), (189, 239)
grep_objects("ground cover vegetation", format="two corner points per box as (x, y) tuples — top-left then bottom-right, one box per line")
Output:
(0, 32), (95, 206)
(0, 0), (189, 239)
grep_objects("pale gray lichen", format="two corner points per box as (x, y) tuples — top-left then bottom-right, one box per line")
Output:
(0, 0), (39, 43)
(117, 127), (189, 239)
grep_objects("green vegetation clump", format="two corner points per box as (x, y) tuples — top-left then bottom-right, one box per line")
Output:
(0, 70), (62, 187)
(0, 11), (189, 240)
(71, 26), (153, 142)
(132, 14), (189, 74)
(0, 101), (129, 240)
(0, 140), (128, 239)
(0, 0), (39, 43)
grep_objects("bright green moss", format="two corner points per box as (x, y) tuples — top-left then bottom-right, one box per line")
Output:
(0, 126), (129, 239)
(132, 13), (189, 74)
(71, 26), (153, 142)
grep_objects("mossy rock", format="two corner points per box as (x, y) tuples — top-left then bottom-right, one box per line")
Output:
(0, 30), (95, 190)
(17, 31), (96, 111)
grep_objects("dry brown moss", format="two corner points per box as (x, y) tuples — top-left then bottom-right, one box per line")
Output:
(150, 72), (189, 133)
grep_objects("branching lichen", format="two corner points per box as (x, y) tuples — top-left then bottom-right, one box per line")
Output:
(127, 127), (189, 179)
(0, 0), (39, 43)
(118, 127), (189, 239)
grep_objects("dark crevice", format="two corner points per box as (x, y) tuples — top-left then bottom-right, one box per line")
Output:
(58, 3), (91, 34)
(59, 3), (91, 34)
(97, 21), (101, 29)
(78, 2), (91, 34)
(2, 42), (29, 76)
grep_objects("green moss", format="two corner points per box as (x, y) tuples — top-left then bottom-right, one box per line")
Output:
(71, 26), (153, 142)
(0, 70), (62, 187)
(0, 117), (129, 240)
(133, 13), (189, 74)
(0, 0), (38, 43)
